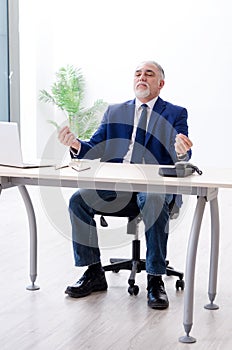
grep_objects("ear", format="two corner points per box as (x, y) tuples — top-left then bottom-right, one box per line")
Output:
(159, 80), (165, 89)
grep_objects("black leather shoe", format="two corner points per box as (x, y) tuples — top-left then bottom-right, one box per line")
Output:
(147, 275), (169, 309)
(65, 268), (108, 298)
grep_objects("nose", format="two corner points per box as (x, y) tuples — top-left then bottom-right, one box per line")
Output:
(139, 72), (146, 81)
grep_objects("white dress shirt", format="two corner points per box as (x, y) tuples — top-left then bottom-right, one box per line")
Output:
(123, 97), (158, 163)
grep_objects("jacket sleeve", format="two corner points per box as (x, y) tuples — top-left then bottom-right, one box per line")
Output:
(71, 108), (109, 160)
(170, 106), (192, 163)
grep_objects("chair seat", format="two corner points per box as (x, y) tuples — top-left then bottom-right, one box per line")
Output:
(95, 192), (140, 218)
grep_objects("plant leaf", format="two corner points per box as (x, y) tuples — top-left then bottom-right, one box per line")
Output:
(39, 65), (108, 139)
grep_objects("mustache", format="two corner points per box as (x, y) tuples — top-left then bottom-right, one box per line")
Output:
(135, 81), (149, 89)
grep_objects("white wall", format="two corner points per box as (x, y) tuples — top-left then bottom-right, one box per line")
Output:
(19, 0), (232, 167)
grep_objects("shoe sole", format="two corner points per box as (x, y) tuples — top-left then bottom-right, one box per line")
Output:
(148, 300), (169, 310)
(65, 284), (108, 298)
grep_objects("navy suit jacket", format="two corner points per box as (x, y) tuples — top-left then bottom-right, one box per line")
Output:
(76, 97), (191, 165)
(73, 97), (191, 208)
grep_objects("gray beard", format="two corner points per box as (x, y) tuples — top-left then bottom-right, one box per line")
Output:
(135, 88), (150, 99)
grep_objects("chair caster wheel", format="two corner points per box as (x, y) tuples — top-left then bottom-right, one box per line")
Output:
(176, 279), (185, 290)
(128, 285), (139, 296)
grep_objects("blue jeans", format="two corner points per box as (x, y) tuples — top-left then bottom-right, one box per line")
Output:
(69, 189), (173, 275)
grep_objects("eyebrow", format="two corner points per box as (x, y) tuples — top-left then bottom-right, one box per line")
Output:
(135, 69), (156, 74)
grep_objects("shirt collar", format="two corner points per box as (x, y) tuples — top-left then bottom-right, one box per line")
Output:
(135, 96), (158, 111)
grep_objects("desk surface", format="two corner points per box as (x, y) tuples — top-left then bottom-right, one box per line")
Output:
(1, 162), (232, 193)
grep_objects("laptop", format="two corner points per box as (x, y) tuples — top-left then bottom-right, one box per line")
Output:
(0, 121), (54, 168)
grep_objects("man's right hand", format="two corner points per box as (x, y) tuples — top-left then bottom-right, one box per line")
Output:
(58, 126), (80, 151)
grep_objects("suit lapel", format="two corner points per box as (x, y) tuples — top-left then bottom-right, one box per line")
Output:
(145, 97), (166, 145)
(122, 98), (167, 147)
(124, 100), (136, 137)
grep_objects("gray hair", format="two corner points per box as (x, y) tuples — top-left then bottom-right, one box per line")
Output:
(138, 60), (165, 80)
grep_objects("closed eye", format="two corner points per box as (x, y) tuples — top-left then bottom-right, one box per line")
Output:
(135, 69), (156, 77)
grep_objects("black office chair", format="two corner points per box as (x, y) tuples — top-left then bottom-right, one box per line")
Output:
(96, 193), (185, 296)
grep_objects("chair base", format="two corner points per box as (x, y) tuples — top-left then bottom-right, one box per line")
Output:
(103, 239), (185, 294)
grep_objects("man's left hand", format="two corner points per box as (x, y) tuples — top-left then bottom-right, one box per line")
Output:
(175, 133), (193, 155)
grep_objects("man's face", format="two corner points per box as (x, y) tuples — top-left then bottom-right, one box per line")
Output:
(134, 63), (165, 102)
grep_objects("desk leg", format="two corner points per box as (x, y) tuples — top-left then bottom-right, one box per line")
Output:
(204, 197), (219, 310)
(179, 196), (206, 343)
(18, 185), (40, 291)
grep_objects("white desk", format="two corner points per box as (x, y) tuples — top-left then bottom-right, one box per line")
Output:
(1, 162), (232, 343)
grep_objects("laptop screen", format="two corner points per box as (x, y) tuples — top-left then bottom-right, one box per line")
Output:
(0, 121), (25, 167)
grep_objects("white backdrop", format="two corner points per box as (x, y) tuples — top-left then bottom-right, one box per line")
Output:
(19, 0), (232, 167)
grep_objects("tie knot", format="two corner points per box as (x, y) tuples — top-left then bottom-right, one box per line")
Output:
(141, 103), (148, 109)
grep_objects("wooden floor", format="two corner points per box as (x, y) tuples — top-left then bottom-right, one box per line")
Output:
(1, 185), (232, 350)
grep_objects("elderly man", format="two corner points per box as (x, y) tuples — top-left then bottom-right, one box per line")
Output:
(58, 60), (192, 309)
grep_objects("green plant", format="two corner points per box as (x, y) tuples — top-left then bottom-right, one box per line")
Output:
(39, 65), (107, 139)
